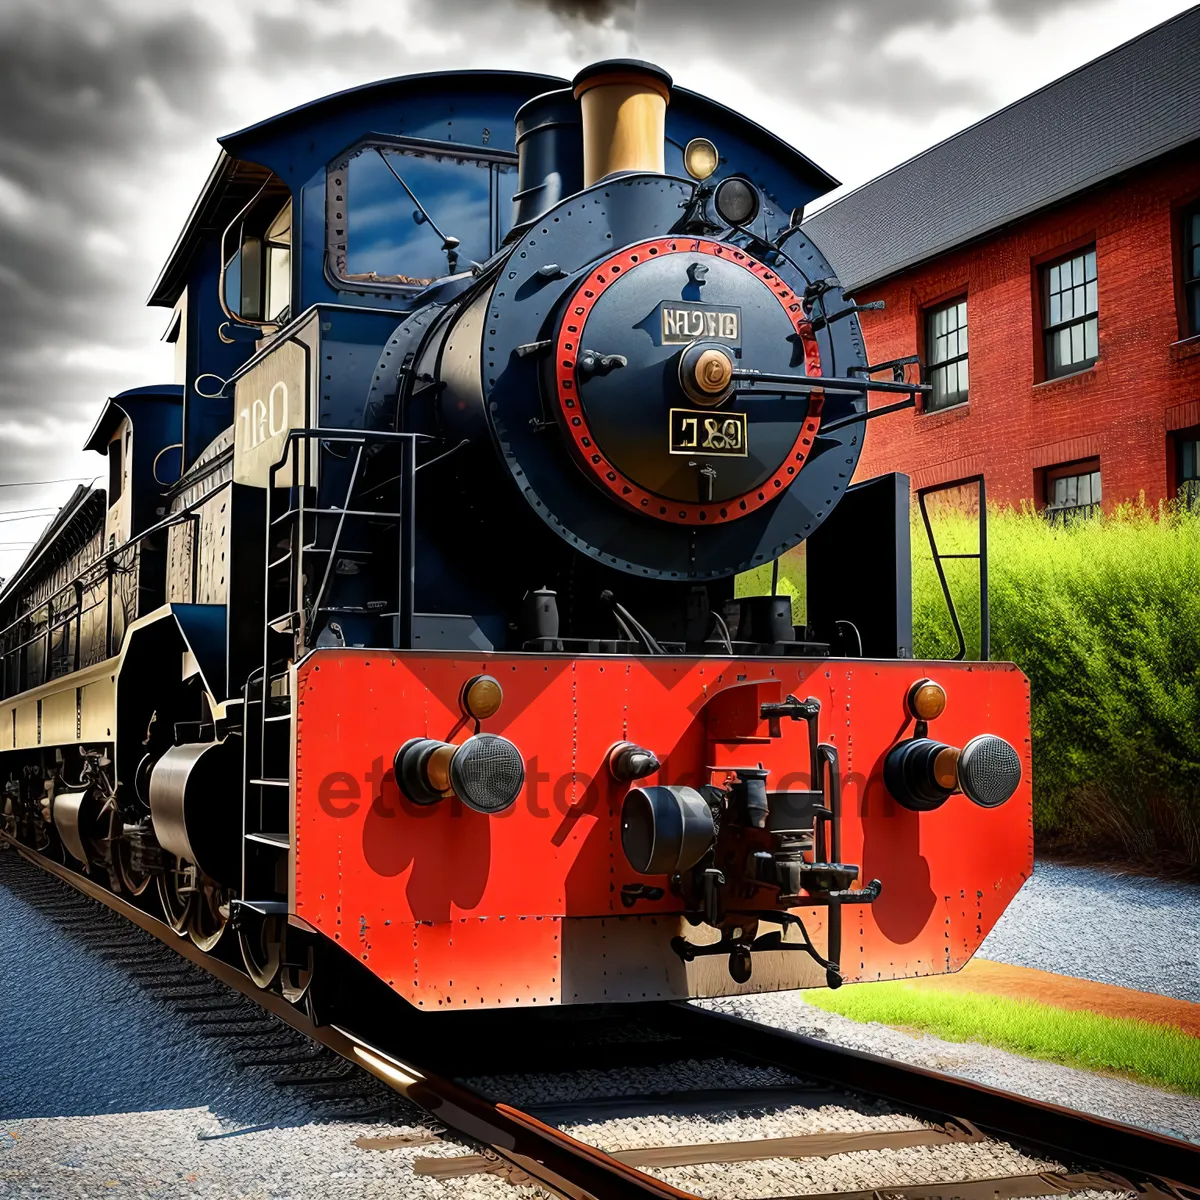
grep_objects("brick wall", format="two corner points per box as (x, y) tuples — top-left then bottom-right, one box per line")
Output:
(845, 144), (1200, 509)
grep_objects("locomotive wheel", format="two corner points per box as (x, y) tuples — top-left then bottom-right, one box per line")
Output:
(238, 912), (283, 989)
(280, 942), (314, 1008)
(188, 877), (229, 952)
(115, 838), (153, 897)
(157, 862), (192, 936)
(98, 801), (151, 897)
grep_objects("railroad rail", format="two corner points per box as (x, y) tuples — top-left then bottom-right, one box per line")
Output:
(3, 835), (1198, 1200)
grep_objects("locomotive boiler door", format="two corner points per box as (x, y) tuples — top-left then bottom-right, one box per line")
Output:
(550, 238), (824, 526)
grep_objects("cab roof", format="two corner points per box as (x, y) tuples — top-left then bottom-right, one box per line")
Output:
(83, 385), (183, 454)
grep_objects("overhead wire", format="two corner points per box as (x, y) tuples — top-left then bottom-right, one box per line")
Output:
(0, 512), (58, 524)
(0, 476), (96, 490)
(0, 506), (62, 518)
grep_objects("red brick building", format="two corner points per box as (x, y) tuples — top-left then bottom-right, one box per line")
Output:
(802, 10), (1200, 517)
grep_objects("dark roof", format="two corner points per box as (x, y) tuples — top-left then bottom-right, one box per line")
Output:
(147, 152), (289, 308)
(216, 68), (562, 160)
(82, 384), (184, 454)
(0, 486), (105, 609)
(801, 8), (1200, 291)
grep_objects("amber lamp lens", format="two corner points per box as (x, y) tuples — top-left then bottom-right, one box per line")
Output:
(909, 679), (947, 721)
(463, 674), (504, 720)
(933, 746), (961, 790)
(684, 137), (719, 181)
(426, 743), (456, 794)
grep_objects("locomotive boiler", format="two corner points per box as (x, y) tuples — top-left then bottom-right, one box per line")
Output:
(0, 60), (1030, 1014)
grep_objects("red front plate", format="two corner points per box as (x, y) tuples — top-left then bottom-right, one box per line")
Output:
(293, 652), (1032, 1011)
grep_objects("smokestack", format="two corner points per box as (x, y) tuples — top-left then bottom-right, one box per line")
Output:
(571, 59), (672, 188)
(512, 89), (583, 229)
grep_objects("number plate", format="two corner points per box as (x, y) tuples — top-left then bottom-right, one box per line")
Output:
(660, 303), (740, 344)
(668, 408), (748, 456)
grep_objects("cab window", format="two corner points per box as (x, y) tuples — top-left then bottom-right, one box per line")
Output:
(107, 435), (122, 506)
(264, 202), (291, 322)
(223, 197), (292, 327)
(328, 140), (517, 292)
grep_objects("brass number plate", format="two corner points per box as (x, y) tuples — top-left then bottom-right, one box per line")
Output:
(668, 408), (748, 456)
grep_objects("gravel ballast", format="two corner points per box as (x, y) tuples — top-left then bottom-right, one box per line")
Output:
(0, 1108), (551, 1200)
(2, 847), (1194, 1198)
(696, 989), (1200, 1145)
(978, 860), (1200, 1003)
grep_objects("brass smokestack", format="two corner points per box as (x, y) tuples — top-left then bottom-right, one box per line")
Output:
(572, 59), (672, 187)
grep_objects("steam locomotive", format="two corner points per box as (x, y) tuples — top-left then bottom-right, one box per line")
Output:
(0, 61), (1030, 1012)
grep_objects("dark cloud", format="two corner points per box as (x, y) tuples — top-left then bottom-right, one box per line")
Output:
(0, 0), (226, 471)
(250, 12), (410, 72)
(521, 0), (632, 18)
(492, 0), (1094, 115)
(621, 0), (1097, 115)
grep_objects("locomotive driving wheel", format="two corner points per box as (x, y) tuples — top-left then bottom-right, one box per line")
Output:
(280, 940), (315, 1009)
(237, 910), (315, 1012)
(157, 858), (192, 935)
(114, 838), (153, 896)
(188, 875), (230, 951)
(238, 910), (283, 988)
(94, 799), (152, 897)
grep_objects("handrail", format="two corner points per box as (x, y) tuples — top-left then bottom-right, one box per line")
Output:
(1, 426), (431, 695)
(265, 426), (423, 657)
(0, 554), (111, 640)
(0, 473), (235, 647)
(916, 474), (990, 662)
(276, 426), (430, 449)
(2, 590), (110, 660)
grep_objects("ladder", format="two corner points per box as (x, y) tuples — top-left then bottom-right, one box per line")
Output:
(241, 428), (418, 906)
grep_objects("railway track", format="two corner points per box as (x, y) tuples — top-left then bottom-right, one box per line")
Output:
(3, 836), (1198, 1200)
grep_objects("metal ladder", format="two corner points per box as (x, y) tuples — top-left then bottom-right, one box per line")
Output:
(241, 428), (418, 906)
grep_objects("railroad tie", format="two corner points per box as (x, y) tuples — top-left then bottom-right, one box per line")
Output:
(413, 1120), (985, 1178)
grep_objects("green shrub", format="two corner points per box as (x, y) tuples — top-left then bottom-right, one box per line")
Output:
(913, 502), (1200, 870)
(735, 543), (807, 625)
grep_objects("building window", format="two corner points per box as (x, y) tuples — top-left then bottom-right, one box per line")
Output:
(1184, 203), (1200, 338)
(1044, 459), (1101, 521)
(1042, 246), (1098, 378)
(925, 298), (968, 411)
(1177, 430), (1200, 508)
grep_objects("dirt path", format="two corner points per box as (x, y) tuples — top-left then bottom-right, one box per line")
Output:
(912, 958), (1200, 1037)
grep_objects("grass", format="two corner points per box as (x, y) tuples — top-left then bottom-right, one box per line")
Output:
(808, 979), (1200, 1095)
(912, 500), (1200, 872)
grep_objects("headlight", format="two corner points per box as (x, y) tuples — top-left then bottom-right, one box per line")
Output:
(958, 735), (1022, 808)
(683, 137), (719, 181)
(714, 176), (760, 226)
(395, 733), (524, 814)
(621, 784), (715, 875)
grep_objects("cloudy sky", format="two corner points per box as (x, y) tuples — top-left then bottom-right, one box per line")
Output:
(0, 0), (1192, 576)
